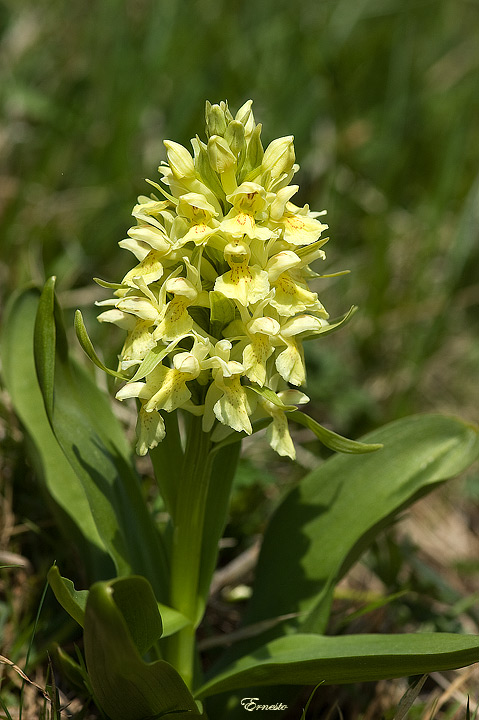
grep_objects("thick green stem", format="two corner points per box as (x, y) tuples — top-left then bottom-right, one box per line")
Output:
(167, 415), (214, 689)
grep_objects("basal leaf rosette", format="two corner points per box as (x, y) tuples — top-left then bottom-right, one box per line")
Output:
(95, 100), (351, 460)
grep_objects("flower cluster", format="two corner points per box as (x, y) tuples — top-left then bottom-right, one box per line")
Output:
(97, 100), (337, 459)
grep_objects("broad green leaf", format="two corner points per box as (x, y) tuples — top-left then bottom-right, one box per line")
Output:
(0, 287), (111, 579)
(94, 576), (163, 655)
(48, 565), (88, 627)
(34, 278), (169, 600)
(196, 632), (479, 698)
(231, 415), (479, 656)
(34, 278), (58, 418)
(291, 410), (383, 453)
(84, 580), (203, 720)
(48, 566), (189, 639)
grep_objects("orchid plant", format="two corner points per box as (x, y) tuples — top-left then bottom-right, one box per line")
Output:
(2, 100), (479, 719)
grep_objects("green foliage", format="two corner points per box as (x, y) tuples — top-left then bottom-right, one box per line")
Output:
(197, 634), (479, 698)
(238, 414), (479, 643)
(3, 250), (479, 720)
(33, 278), (169, 599)
(47, 566), (189, 639)
(0, 287), (111, 579)
(83, 578), (203, 720)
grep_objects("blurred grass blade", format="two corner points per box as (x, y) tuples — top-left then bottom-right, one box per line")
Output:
(393, 674), (428, 720)
(334, 589), (408, 632)
(300, 683), (323, 720)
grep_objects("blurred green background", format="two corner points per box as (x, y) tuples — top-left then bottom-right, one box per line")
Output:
(1, 0), (478, 439)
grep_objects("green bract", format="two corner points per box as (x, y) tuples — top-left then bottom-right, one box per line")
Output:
(95, 100), (349, 459)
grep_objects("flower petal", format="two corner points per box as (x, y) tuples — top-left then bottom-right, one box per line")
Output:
(214, 263), (269, 307)
(135, 407), (166, 456)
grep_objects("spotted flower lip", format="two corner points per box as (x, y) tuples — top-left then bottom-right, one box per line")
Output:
(96, 99), (352, 457)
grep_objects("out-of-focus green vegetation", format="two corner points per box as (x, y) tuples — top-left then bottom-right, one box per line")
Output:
(1, 0), (478, 437)
(1, 1), (478, 716)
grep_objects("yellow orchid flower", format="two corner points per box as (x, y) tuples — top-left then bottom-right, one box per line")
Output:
(202, 340), (254, 435)
(121, 250), (165, 288)
(214, 239), (269, 308)
(275, 314), (329, 385)
(220, 183), (273, 241)
(242, 315), (280, 387)
(116, 351), (201, 412)
(262, 389), (309, 459)
(177, 192), (220, 246)
(153, 275), (197, 342)
(135, 406), (166, 456)
(270, 270), (328, 317)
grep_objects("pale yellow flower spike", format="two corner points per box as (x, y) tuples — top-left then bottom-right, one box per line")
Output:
(102, 100), (348, 458)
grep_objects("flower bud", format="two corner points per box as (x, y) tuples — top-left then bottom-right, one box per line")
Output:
(224, 120), (246, 157)
(207, 135), (236, 174)
(262, 136), (295, 178)
(205, 102), (228, 137)
(247, 316), (280, 336)
(172, 351), (201, 377)
(242, 124), (264, 177)
(164, 140), (196, 180)
(235, 99), (255, 139)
